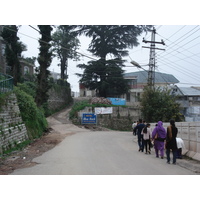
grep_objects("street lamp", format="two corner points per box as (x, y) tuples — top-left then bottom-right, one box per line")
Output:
(130, 60), (154, 88)
(130, 61), (149, 72)
(130, 60), (142, 68)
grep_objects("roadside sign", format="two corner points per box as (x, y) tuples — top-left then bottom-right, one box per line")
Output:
(82, 113), (97, 124)
(95, 107), (113, 114)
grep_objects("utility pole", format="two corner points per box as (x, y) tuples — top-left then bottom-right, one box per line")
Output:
(142, 27), (165, 88)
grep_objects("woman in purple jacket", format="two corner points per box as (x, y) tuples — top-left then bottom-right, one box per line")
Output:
(152, 121), (167, 159)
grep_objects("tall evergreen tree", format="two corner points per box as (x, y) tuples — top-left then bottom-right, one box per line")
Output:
(52, 25), (80, 80)
(1, 25), (26, 85)
(35, 25), (53, 107)
(77, 25), (151, 97)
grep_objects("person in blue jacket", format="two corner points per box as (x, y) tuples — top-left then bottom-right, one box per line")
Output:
(134, 119), (145, 152)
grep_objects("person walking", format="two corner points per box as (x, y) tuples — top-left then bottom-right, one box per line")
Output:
(142, 123), (152, 154)
(166, 120), (178, 164)
(152, 121), (167, 159)
(176, 137), (185, 159)
(132, 121), (137, 136)
(134, 119), (145, 152)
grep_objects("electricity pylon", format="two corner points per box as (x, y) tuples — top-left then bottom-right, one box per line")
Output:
(142, 27), (165, 88)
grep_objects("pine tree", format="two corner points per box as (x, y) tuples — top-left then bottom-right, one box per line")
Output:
(35, 25), (53, 107)
(52, 25), (80, 80)
(77, 25), (151, 97)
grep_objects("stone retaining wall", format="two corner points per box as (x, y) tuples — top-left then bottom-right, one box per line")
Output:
(78, 106), (141, 121)
(0, 93), (28, 154)
(48, 86), (72, 111)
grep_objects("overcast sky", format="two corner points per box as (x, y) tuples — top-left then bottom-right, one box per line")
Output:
(2, 1), (200, 93)
(17, 25), (200, 92)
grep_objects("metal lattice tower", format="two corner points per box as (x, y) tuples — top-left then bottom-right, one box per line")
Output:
(142, 28), (165, 88)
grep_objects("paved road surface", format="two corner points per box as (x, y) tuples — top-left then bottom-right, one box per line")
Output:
(11, 130), (196, 175)
(10, 107), (197, 175)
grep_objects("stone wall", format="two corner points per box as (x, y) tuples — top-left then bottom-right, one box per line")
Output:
(78, 106), (141, 122)
(78, 106), (141, 130)
(0, 93), (28, 154)
(48, 86), (72, 111)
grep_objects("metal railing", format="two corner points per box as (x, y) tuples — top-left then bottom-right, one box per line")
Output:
(0, 73), (13, 94)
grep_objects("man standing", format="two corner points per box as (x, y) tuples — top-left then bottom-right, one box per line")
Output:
(134, 119), (145, 152)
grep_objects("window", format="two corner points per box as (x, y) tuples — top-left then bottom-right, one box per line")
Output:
(24, 66), (29, 75)
(126, 93), (130, 102)
(127, 79), (137, 88)
(1, 43), (6, 55)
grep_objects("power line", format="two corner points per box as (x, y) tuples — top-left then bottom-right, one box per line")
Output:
(158, 26), (200, 57)
(165, 25), (186, 40)
(158, 53), (200, 79)
(3, 25), (100, 63)
(157, 58), (200, 82)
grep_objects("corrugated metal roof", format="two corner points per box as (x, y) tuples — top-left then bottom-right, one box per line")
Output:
(123, 71), (179, 84)
(178, 87), (200, 96)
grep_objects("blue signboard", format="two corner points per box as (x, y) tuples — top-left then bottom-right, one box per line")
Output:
(107, 98), (126, 105)
(82, 113), (97, 124)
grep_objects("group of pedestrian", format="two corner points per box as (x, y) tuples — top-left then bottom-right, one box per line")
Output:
(133, 119), (180, 164)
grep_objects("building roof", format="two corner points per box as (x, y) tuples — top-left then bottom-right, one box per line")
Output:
(123, 71), (179, 84)
(178, 87), (200, 96)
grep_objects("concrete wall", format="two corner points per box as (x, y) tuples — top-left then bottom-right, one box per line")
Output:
(0, 93), (28, 154)
(162, 122), (200, 161)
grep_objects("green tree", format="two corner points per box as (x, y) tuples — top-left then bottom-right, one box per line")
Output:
(23, 56), (37, 65)
(140, 87), (182, 122)
(52, 25), (80, 80)
(77, 25), (152, 97)
(35, 25), (53, 107)
(1, 25), (27, 85)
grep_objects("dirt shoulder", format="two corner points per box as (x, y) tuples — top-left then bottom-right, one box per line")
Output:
(0, 106), (72, 175)
(0, 128), (69, 175)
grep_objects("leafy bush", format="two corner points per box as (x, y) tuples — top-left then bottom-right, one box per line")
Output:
(16, 82), (36, 98)
(69, 100), (90, 120)
(0, 92), (10, 111)
(140, 86), (182, 122)
(14, 87), (48, 139)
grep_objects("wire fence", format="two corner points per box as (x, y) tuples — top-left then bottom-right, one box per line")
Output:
(0, 73), (13, 94)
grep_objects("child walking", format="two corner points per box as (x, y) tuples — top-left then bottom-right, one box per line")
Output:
(142, 123), (152, 154)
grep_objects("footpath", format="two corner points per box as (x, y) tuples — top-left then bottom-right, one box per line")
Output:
(132, 137), (200, 174)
